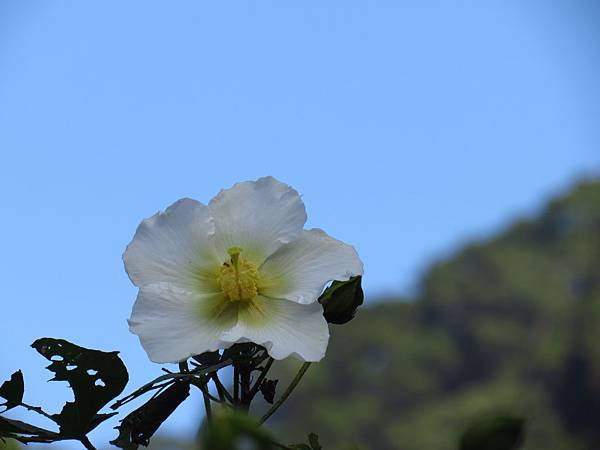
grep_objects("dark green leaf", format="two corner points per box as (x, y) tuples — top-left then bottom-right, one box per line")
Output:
(319, 276), (364, 324)
(308, 433), (322, 450)
(111, 380), (190, 449)
(0, 371), (24, 412)
(192, 351), (221, 366)
(0, 416), (60, 444)
(31, 338), (129, 439)
(290, 433), (323, 450)
(459, 415), (525, 450)
(222, 343), (268, 366)
(260, 379), (278, 404)
(199, 409), (278, 450)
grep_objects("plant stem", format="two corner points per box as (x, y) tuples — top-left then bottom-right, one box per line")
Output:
(111, 359), (232, 410)
(80, 436), (97, 450)
(189, 379), (223, 403)
(211, 372), (234, 403)
(202, 385), (212, 422)
(239, 363), (252, 410)
(248, 357), (274, 400)
(259, 362), (312, 425)
(233, 365), (240, 404)
(20, 402), (54, 421)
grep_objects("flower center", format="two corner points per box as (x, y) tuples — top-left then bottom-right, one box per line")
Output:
(217, 247), (259, 302)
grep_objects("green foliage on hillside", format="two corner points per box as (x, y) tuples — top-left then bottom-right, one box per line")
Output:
(0, 439), (21, 450)
(266, 179), (600, 450)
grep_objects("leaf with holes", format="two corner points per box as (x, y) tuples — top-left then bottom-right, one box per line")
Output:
(31, 338), (129, 439)
(0, 371), (24, 412)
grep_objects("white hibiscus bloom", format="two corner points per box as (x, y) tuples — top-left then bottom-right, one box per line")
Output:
(124, 177), (363, 363)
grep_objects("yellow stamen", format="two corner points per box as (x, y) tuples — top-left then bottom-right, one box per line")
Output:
(217, 247), (259, 302)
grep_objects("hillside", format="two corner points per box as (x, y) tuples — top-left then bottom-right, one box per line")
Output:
(3, 180), (597, 450)
(265, 179), (600, 450)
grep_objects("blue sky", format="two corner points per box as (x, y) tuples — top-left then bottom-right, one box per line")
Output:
(1, 1), (599, 448)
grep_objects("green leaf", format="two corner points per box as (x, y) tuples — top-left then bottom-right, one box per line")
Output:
(0, 416), (60, 444)
(308, 432), (322, 450)
(31, 338), (129, 439)
(199, 409), (279, 450)
(290, 432), (323, 450)
(260, 379), (278, 404)
(222, 343), (269, 366)
(192, 351), (221, 366)
(0, 371), (24, 412)
(459, 415), (525, 450)
(319, 276), (364, 325)
(111, 380), (190, 449)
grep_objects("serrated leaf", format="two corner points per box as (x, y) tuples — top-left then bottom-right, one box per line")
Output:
(31, 338), (129, 439)
(111, 380), (190, 449)
(319, 276), (364, 325)
(459, 415), (525, 450)
(0, 371), (24, 412)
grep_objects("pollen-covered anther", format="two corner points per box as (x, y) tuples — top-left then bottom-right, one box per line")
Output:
(217, 247), (259, 302)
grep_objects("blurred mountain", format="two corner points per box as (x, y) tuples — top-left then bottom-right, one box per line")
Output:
(263, 179), (600, 450)
(4, 179), (598, 450)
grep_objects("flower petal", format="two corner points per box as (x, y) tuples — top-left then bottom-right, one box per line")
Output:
(259, 229), (364, 305)
(208, 177), (307, 264)
(128, 283), (235, 363)
(220, 296), (330, 362)
(123, 198), (221, 291)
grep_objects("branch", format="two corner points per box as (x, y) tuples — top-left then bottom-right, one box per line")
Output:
(259, 362), (311, 424)
(111, 359), (232, 410)
(19, 402), (55, 421)
(211, 373), (234, 403)
(248, 357), (274, 400)
(80, 436), (97, 450)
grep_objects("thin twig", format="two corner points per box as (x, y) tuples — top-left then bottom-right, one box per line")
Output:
(19, 402), (55, 421)
(239, 363), (252, 410)
(259, 362), (312, 425)
(233, 365), (240, 404)
(111, 359), (232, 409)
(202, 385), (212, 422)
(80, 436), (97, 450)
(179, 360), (189, 373)
(188, 379), (223, 403)
(147, 380), (175, 402)
(211, 373), (234, 403)
(248, 357), (274, 400)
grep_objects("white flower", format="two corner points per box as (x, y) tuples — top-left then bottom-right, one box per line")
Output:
(124, 177), (363, 363)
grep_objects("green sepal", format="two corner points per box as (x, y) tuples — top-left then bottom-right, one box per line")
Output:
(319, 276), (364, 324)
